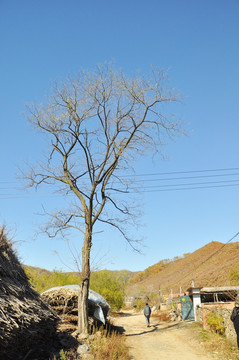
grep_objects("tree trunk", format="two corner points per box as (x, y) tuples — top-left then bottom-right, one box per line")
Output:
(78, 229), (91, 334)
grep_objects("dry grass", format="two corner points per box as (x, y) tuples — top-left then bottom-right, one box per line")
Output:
(151, 311), (170, 321)
(190, 322), (239, 360)
(88, 330), (131, 360)
(126, 241), (239, 296)
(51, 324), (131, 360)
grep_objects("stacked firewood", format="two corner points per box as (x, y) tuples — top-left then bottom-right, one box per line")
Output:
(41, 288), (79, 332)
(41, 288), (97, 333)
(0, 228), (59, 360)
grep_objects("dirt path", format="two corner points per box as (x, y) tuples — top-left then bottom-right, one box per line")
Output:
(113, 312), (214, 360)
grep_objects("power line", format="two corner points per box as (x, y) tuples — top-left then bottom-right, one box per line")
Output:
(1, 167), (239, 198)
(123, 179), (239, 190)
(3, 179), (239, 194)
(195, 232), (239, 269)
(127, 183), (239, 193)
(121, 173), (239, 183)
(1, 181), (239, 199)
(178, 232), (239, 285)
(119, 167), (239, 178)
(1, 167), (239, 185)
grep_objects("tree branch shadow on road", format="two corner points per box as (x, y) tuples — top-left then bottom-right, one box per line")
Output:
(154, 322), (187, 333)
(126, 324), (160, 337)
(123, 321), (194, 337)
(111, 325), (126, 334)
(115, 312), (133, 317)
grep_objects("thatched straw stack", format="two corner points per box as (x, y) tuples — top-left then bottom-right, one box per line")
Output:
(41, 287), (79, 332)
(0, 228), (59, 360)
(41, 287), (105, 333)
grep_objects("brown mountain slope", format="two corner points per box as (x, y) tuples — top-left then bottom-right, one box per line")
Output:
(126, 241), (239, 297)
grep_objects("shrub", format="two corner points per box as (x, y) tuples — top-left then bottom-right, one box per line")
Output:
(230, 267), (239, 284)
(135, 298), (144, 311)
(24, 267), (81, 293)
(90, 271), (125, 311)
(206, 311), (225, 335)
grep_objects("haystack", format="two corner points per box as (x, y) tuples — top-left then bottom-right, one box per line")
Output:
(0, 228), (59, 360)
(41, 285), (111, 333)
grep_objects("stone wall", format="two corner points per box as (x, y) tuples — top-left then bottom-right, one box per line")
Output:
(196, 302), (236, 341)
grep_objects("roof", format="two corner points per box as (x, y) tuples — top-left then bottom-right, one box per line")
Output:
(201, 286), (239, 293)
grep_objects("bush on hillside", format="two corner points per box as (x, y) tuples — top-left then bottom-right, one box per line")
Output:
(24, 267), (81, 293)
(25, 267), (125, 310)
(90, 270), (125, 311)
(229, 263), (239, 284)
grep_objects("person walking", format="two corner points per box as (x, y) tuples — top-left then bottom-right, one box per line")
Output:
(231, 294), (239, 348)
(143, 303), (151, 327)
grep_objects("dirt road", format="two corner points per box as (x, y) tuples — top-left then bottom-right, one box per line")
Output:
(113, 312), (214, 360)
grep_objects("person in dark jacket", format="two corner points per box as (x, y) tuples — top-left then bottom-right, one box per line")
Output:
(231, 295), (239, 348)
(143, 303), (151, 327)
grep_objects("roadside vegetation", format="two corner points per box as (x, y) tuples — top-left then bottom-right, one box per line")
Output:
(88, 328), (131, 360)
(189, 322), (239, 360)
(54, 329), (131, 360)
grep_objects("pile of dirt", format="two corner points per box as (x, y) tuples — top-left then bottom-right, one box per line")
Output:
(0, 228), (59, 360)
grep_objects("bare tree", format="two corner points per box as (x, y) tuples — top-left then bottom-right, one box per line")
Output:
(25, 64), (182, 333)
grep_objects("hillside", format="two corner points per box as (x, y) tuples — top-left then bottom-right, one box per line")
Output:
(126, 241), (239, 297)
(23, 242), (239, 299)
(23, 265), (136, 293)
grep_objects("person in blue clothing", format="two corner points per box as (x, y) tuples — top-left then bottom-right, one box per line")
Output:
(143, 303), (151, 327)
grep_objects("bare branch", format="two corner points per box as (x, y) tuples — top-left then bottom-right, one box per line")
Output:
(23, 63), (183, 333)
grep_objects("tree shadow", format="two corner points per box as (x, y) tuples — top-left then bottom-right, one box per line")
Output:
(111, 312), (133, 317)
(125, 320), (194, 337)
(126, 324), (160, 337)
(154, 320), (194, 333)
(111, 324), (126, 335)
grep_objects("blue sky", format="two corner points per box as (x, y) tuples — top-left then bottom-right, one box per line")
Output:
(0, 0), (239, 273)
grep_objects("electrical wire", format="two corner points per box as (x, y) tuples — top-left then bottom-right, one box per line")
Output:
(119, 167), (239, 177)
(176, 232), (239, 286)
(1, 167), (239, 184)
(1, 167), (239, 198)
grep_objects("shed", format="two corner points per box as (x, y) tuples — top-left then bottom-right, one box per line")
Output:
(200, 286), (239, 303)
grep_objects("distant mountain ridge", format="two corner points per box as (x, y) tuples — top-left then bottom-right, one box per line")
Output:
(126, 241), (239, 296)
(23, 241), (239, 297)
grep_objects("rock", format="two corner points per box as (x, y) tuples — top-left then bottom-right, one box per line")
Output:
(77, 344), (89, 355)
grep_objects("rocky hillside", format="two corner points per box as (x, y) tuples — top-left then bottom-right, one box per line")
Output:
(126, 241), (239, 297)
